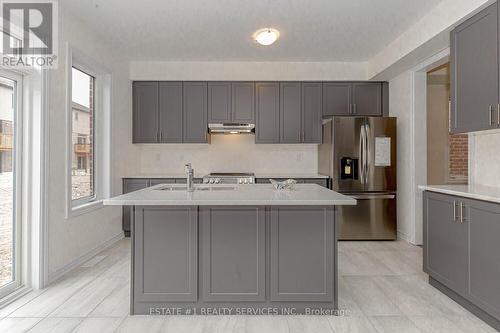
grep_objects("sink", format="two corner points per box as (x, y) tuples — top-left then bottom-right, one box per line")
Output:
(156, 185), (235, 191)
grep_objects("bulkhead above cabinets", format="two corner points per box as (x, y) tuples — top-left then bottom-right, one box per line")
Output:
(132, 81), (388, 144)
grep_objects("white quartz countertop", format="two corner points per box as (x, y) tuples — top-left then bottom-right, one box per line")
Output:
(419, 185), (500, 204)
(104, 184), (355, 206)
(123, 174), (329, 179)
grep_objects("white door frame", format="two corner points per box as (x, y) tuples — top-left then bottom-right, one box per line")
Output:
(408, 48), (450, 245)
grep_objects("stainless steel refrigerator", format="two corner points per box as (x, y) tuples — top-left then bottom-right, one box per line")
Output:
(319, 117), (397, 240)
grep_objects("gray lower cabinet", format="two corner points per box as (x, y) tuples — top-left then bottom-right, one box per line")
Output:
(131, 205), (338, 314)
(183, 82), (208, 143)
(423, 192), (468, 296)
(255, 178), (329, 187)
(467, 199), (500, 320)
(270, 206), (335, 301)
(255, 82), (280, 143)
(134, 206), (198, 303)
(424, 191), (500, 330)
(122, 179), (151, 236)
(200, 207), (266, 302)
(133, 82), (159, 143)
(451, 2), (499, 133)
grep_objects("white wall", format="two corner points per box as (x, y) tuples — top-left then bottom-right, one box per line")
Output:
(471, 131), (500, 187)
(47, 8), (136, 279)
(136, 135), (317, 176)
(130, 61), (368, 81)
(389, 71), (414, 241)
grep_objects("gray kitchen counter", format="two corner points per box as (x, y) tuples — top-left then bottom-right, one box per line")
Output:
(419, 184), (500, 204)
(104, 183), (355, 206)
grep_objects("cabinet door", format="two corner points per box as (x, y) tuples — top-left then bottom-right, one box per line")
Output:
(467, 199), (500, 319)
(159, 82), (183, 143)
(208, 82), (231, 123)
(255, 82), (280, 143)
(280, 82), (302, 143)
(232, 82), (255, 123)
(122, 179), (150, 236)
(351, 83), (382, 116)
(134, 207), (198, 302)
(302, 82), (322, 143)
(133, 82), (159, 143)
(183, 82), (208, 143)
(423, 192), (468, 296)
(270, 206), (335, 301)
(200, 207), (266, 302)
(323, 82), (351, 116)
(451, 2), (499, 133)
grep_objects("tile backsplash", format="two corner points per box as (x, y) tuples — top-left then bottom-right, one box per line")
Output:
(471, 130), (500, 187)
(136, 134), (318, 175)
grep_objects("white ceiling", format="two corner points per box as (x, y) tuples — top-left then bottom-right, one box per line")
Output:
(61, 0), (445, 62)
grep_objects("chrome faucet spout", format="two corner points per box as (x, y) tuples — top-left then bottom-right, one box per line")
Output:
(185, 163), (194, 192)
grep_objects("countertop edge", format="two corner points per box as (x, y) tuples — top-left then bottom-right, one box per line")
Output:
(419, 185), (500, 204)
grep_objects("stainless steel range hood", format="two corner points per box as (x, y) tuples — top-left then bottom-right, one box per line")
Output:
(208, 123), (255, 134)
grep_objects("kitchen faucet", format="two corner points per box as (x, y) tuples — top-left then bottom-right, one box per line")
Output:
(185, 163), (194, 192)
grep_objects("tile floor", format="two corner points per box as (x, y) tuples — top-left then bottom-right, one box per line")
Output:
(0, 238), (496, 333)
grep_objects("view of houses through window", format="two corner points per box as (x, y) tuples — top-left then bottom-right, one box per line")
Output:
(0, 76), (15, 289)
(71, 67), (95, 201)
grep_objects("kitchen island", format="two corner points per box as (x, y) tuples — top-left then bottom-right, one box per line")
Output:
(103, 183), (356, 315)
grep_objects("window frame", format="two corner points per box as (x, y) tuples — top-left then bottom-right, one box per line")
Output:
(0, 68), (24, 299)
(66, 45), (112, 217)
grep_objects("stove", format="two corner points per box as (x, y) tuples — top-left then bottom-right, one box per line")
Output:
(202, 172), (255, 185)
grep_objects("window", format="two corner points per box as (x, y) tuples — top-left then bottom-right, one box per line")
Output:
(71, 67), (95, 202)
(0, 70), (23, 298)
(67, 47), (112, 216)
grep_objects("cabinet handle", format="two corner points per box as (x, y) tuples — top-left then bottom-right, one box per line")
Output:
(160, 131), (163, 142)
(497, 104), (500, 126)
(353, 104), (357, 114)
(348, 104), (352, 114)
(453, 200), (457, 222)
(460, 202), (466, 223)
(489, 105), (494, 126)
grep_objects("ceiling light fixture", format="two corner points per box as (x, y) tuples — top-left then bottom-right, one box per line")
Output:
(253, 28), (280, 46)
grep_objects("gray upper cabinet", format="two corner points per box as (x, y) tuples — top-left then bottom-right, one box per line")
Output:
(133, 82), (159, 143)
(134, 207), (198, 303)
(159, 82), (183, 143)
(467, 199), (500, 319)
(208, 82), (255, 123)
(232, 82), (255, 123)
(451, 2), (499, 133)
(255, 82), (280, 143)
(208, 82), (231, 123)
(351, 83), (382, 116)
(323, 82), (383, 117)
(302, 82), (323, 143)
(183, 82), (208, 143)
(323, 83), (351, 116)
(423, 192), (468, 296)
(280, 82), (302, 143)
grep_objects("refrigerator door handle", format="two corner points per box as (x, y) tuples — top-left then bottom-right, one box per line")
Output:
(364, 123), (370, 184)
(359, 124), (365, 184)
(346, 194), (396, 200)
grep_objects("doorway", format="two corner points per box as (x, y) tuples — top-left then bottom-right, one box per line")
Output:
(426, 63), (468, 185)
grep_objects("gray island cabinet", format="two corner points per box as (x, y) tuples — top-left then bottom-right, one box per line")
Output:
(104, 184), (355, 315)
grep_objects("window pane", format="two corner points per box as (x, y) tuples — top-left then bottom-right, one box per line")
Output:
(71, 68), (95, 201)
(0, 77), (15, 288)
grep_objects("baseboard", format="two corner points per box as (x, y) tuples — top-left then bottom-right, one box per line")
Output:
(48, 231), (124, 284)
(397, 231), (410, 242)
